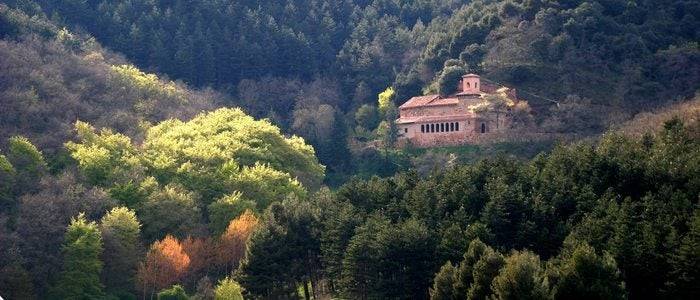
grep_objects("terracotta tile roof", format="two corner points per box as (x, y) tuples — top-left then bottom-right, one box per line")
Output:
(399, 94), (460, 109)
(396, 113), (476, 124)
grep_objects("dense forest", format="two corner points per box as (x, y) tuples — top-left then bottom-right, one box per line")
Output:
(4, 0), (699, 182)
(0, 0), (699, 299)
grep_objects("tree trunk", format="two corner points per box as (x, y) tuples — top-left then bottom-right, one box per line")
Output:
(303, 280), (311, 300)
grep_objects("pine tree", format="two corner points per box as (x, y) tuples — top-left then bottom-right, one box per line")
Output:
(467, 247), (505, 299)
(430, 261), (457, 300)
(50, 213), (105, 299)
(666, 209), (700, 298)
(100, 207), (142, 296)
(454, 239), (488, 297)
(549, 242), (626, 300)
(491, 250), (549, 300)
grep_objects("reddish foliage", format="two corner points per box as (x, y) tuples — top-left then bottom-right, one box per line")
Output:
(216, 210), (259, 272)
(136, 235), (190, 297)
(181, 236), (216, 284)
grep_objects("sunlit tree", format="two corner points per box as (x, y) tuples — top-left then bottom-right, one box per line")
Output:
(137, 235), (190, 299)
(50, 214), (105, 299)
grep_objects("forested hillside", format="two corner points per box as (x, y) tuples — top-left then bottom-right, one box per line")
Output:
(0, 1), (699, 299)
(5, 0), (699, 182)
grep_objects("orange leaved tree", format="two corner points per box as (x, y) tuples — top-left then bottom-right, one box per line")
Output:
(136, 235), (190, 299)
(217, 210), (259, 273)
(181, 236), (216, 285)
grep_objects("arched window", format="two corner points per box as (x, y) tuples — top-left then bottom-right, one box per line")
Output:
(481, 123), (486, 133)
(466, 82), (470, 88)
(430, 124), (435, 133)
(421, 124), (424, 133)
(475, 82), (478, 89)
(441, 123), (445, 132)
(450, 122), (455, 131)
(456, 122), (460, 131)
(404, 128), (408, 133)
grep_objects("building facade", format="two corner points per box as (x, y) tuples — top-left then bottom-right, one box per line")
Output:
(396, 74), (517, 147)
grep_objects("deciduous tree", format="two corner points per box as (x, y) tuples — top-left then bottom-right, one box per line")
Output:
(218, 210), (259, 273)
(214, 277), (244, 300)
(137, 235), (190, 299)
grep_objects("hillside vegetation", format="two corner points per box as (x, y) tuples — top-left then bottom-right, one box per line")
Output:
(0, 1), (698, 300)
(4, 0), (699, 182)
(617, 93), (700, 137)
(1, 4), (218, 162)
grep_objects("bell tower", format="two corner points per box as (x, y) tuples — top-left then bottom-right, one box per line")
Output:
(461, 74), (480, 94)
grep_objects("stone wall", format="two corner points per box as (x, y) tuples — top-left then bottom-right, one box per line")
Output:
(398, 117), (496, 148)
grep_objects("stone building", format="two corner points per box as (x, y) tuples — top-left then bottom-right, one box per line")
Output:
(396, 74), (518, 147)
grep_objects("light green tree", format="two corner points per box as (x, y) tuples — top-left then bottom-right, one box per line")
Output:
(100, 207), (142, 296)
(491, 250), (550, 300)
(66, 121), (142, 186)
(207, 192), (256, 235)
(50, 213), (105, 300)
(7, 136), (47, 192)
(377, 87), (396, 118)
(138, 183), (201, 241)
(0, 154), (16, 211)
(157, 284), (189, 300)
(214, 277), (244, 300)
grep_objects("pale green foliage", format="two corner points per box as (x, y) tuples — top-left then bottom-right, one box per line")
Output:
(110, 64), (187, 117)
(100, 207), (141, 293)
(7, 136), (47, 190)
(66, 121), (142, 186)
(214, 277), (244, 300)
(231, 163), (307, 210)
(50, 213), (105, 299)
(377, 87), (396, 117)
(138, 183), (201, 241)
(157, 284), (189, 300)
(142, 108), (324, 192)
(100, 207), (141, 248)
(483, 88), (515, 129)
(0, 154), (14, 174)
(8, 136), (46, 170)
(208, 192), (256, 235)
(548, 241), (625, 300)
(67, 108), (324, 221)
(0, 154), (15, 208)
(492, 250), (550, 300)
(110, 65), (184, 100)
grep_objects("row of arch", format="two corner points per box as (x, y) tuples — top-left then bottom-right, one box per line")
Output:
(421, 122), (459, 133)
